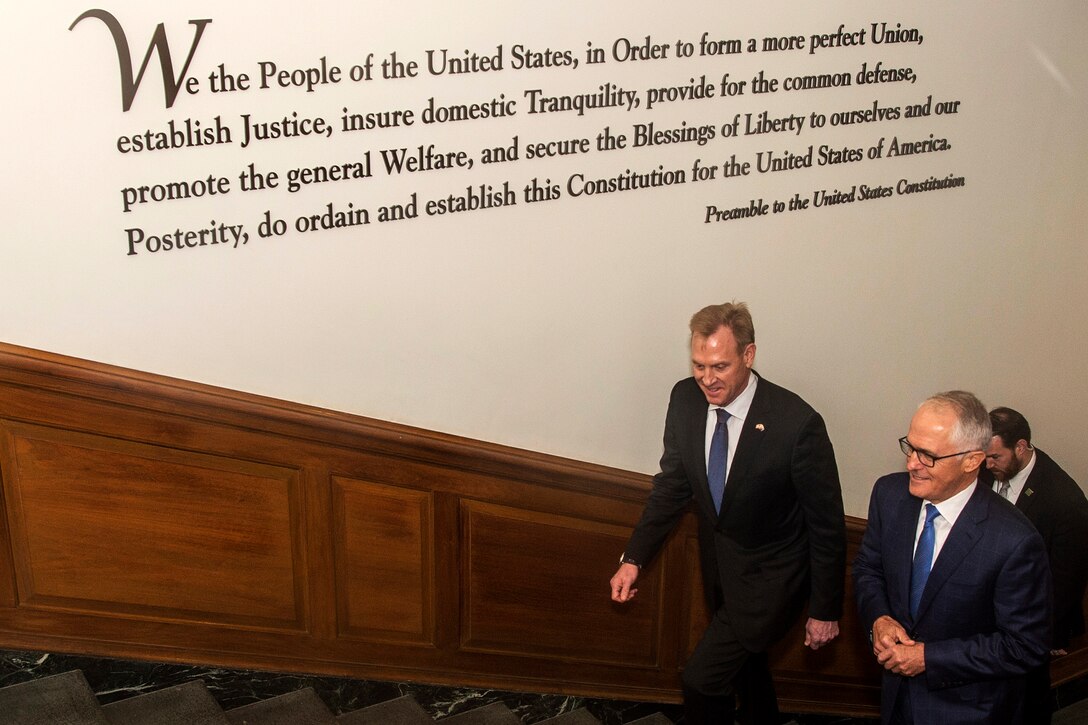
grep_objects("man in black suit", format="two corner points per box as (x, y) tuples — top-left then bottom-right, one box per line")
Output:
(609, 302), (846, 724)
(985, 406), (1088, 723)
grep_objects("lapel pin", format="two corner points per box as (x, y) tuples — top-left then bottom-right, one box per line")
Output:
(755, 423), (765, 431)
(1023, 488), (1034, 497)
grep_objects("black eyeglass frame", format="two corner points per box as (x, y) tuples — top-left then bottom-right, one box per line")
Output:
(898, 436), (978, 468)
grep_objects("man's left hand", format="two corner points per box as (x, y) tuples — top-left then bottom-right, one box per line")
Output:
(804, 618), (840, 650)
(877, 641), (925, 677)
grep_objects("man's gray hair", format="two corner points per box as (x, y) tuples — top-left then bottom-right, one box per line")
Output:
(923, 390), (992, 451)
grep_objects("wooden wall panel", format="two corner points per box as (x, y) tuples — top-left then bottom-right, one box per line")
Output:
(331, 476), (433, 644)
(459, 499), (662, 667)
(7, 341), (1045, 713)
(680, 530), (709, 660)
(1, 422), (304, 630)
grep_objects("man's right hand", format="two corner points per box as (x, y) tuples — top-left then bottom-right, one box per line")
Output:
(871, 614), (915, 655)
(610, 563), (640, 603)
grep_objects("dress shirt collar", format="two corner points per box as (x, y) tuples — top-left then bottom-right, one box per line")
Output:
(925, 479), (976, 529)
(915, 480), (977, 561)
(992, 448), (1035, 503)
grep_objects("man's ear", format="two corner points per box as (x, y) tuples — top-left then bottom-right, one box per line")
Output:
(963, 449), (986, 474)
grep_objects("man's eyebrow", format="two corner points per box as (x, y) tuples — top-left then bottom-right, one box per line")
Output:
(906, 439), (938, 458)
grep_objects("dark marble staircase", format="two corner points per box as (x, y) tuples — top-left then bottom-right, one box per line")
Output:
(1, 649), (1084, 724)
(0, 669), (676, 725)
(0, 649), (698, 725)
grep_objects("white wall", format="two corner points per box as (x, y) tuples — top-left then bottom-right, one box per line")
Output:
(3, 2), (1086, 515)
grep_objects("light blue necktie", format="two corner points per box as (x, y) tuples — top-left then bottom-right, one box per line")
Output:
(910, 503), (940, 618)
(708, 409), (730, 513)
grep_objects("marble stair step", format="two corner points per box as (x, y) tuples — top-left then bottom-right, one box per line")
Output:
(627, 714), (676, 725)
(0, 661), (680, 725)
(441, 701), (521, 725)
(0, 670), (109, 725)
(101, 680), (230, 725)
(225, 687), (335, 724)
(537, 707), (602, 724)
(1055, 695), (1088, 725)
(334, 694), (432, 724)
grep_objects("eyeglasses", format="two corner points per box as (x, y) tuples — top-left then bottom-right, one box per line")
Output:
(898, 437), (977, 468)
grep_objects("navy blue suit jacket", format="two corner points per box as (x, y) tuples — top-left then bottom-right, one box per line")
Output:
(854, 473), (1052, 724)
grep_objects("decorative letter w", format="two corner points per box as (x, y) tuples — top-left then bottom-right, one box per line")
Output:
(69, 9), (212, 111)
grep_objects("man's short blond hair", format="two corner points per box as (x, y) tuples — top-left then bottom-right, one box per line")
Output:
(689, 301), (755, 353)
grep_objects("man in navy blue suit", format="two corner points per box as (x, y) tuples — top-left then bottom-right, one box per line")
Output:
(854, 391), (1051, 724)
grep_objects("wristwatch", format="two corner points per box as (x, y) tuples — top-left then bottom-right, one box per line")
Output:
(619, 554), (641, 568)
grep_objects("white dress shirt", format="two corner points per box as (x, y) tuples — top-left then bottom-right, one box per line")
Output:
(704, 371), (758, 479)
(913, 481), (977, 566)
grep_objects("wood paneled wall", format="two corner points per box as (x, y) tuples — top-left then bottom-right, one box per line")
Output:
(0, 342), (888, 713)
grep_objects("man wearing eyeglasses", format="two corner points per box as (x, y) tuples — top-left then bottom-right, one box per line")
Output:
(854, 391), (1051, 725)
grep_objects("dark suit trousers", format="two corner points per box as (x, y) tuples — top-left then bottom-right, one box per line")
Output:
(890, 684), (913, 725)
(683, 608), (780, 724)
(1024, 658), (1053, 725)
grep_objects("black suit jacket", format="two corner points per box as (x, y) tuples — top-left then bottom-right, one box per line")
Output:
(624, 374), (846, 650)
(996, 449), (1088, 648)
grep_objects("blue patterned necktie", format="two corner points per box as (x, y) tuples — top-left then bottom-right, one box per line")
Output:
(910, 503), (941, 618)
(708, 409), (730, 513)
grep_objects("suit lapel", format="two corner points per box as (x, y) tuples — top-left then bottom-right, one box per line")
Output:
(719, 376), (769, 516)
(914, 484), (988, 623)
(687, 392), (716, 518)
(892, 490), (922, 617)
(1016, 451), (1045, 517)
